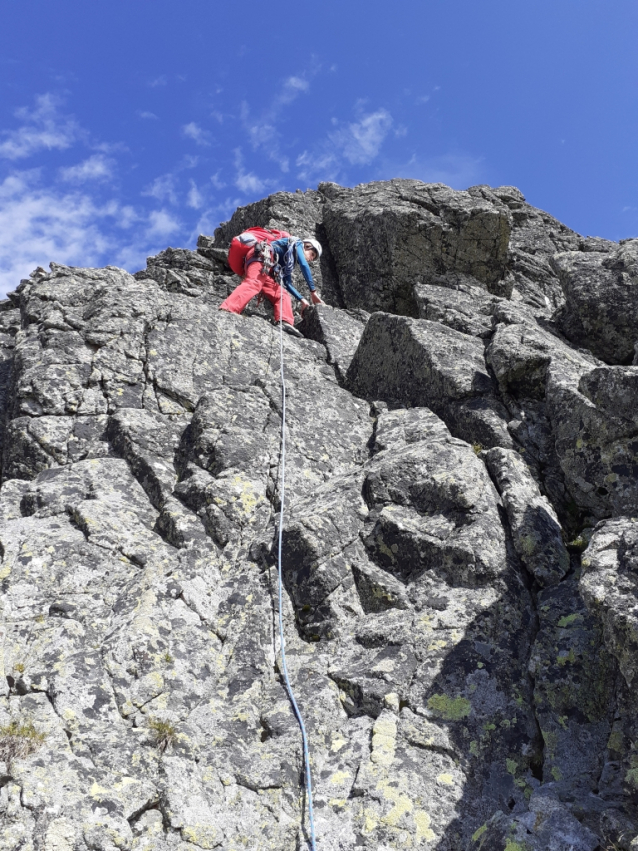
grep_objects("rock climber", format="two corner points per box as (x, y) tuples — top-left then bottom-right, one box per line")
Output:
(219, 235), (324, 337)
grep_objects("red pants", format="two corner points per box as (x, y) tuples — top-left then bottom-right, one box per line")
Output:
(219, 258), (294, 325)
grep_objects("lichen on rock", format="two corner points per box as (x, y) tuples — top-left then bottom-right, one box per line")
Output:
(0, 179), (637, 849)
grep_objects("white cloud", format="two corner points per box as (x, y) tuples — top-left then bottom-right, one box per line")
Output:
(296, 107), (393, 182)
(331, 109), (393, 165)
(59, 154), (114, 183)
(187, 180), (204, 209)
(142, 173), (178, 204)
(146, 209), (181, 239)
(210, 171), (226, 190)
(233, 149), (270, 196)
(241, 73), (311, 163)
(182, 122), (211, 146)
(137, 110), (158, 120)
(235, 171), (266, 194)
(0, 170), (117, 295)
(0, 169), (189, 296)
(0, 93), (80, 160)
(149, 76), (167, 87)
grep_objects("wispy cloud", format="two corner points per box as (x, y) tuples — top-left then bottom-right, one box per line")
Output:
(242, 74), (311, 164)
(0, 94), (80, 160)
(137, 110), (158, 120)
(0, 169), (189, 295)
(235, 170), (267, 194)
(0, 169), (117, 294)
(59, 154), (114, 184)
(296, 107), (393, 182)
(233, 149), (269, 195)
(331, 109), (393, 165)
(182, 122), (212, 146)
(146, 209), (181, 238)
(149, 75), (167, 88)
(142, 173), (178, 204)
(187, 180), (204, 209)
(210, 171), (226, 190)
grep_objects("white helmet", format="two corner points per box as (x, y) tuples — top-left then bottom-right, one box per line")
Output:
(302, 237), (322, 259)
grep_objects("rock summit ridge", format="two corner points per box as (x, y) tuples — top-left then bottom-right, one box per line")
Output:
(0, 179), (637, 850)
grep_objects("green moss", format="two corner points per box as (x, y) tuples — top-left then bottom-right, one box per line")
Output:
(557, 614), (582, 628)
(506, 758), (517, 775)
(607, 729), (623, 752)
(13, 662), (25, 674)
(470, 740), (480, 756)
(556, 648), (576, 666)
(472, 443), (483, 455)
(551, 766), (563, 781)
(472, 824), (487, 842)
(162, 652), (174, 664)
(504, 841), (525, 851)
(427, 694), (471, 721)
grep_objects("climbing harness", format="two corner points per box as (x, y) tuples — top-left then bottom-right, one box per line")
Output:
(276, 286), (318, 851)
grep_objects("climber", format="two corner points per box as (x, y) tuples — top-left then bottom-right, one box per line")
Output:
(219, 234), (324, 337)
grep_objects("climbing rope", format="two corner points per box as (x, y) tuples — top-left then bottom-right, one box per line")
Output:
(276, 283), (318, 851)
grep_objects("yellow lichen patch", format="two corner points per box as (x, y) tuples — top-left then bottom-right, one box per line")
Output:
(181, 825), (218, 849)
(363, 807), (378, 834)
(330, 733), (347, 752)
(427, 694), (471, 721)
(380, 785), (412, 828)
(427, 640), (447, 652)
(414, 809), (436, 842)
(329, 770), (351, 785)
(436, 773), (454, 786)
(371, 713), (397, 767)
(90, 781), (111, 798)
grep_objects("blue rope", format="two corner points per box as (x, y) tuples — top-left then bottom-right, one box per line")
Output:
(276, 286), (318, 851)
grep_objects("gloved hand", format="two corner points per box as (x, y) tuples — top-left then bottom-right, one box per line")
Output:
(310, 291), (324, 305)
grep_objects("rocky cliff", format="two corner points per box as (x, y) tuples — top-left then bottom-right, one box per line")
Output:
(0, 179), (637, 851)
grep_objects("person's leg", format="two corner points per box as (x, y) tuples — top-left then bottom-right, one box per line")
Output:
(261, 278), (295, 325)
(219, 260), (264, 314)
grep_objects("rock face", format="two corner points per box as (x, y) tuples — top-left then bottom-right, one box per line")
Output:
(0, 179), (637, 851)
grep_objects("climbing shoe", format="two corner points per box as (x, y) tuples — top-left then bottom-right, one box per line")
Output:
(280, 322), (303, 338)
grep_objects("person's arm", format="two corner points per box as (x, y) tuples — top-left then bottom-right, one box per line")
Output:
(295, 242), (316, 292)
(271, 239), (304, 301)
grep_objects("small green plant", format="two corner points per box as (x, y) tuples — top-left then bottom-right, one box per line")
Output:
(162, 652), (174, 665)
(13, 662), (25, 674)
(568, 535), (588, 552)
(148, 718), (177, 753)
(0, 719), (46, 763)
(472, 443), (483, 455)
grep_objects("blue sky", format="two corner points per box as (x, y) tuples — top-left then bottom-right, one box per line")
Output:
(1, 0), (636, 296)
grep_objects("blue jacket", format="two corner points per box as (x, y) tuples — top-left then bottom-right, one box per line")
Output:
(270, 238), (316, 302)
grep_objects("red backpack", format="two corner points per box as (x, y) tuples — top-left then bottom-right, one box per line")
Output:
(227, 227), (292, 276)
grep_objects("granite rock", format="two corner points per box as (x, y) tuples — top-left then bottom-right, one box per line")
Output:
(0, 180), (637, 850)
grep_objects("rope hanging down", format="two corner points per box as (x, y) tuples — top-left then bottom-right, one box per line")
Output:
(276, 285), (318, 851)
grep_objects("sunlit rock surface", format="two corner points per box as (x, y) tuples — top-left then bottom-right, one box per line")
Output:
(0, 180), (637, 851)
